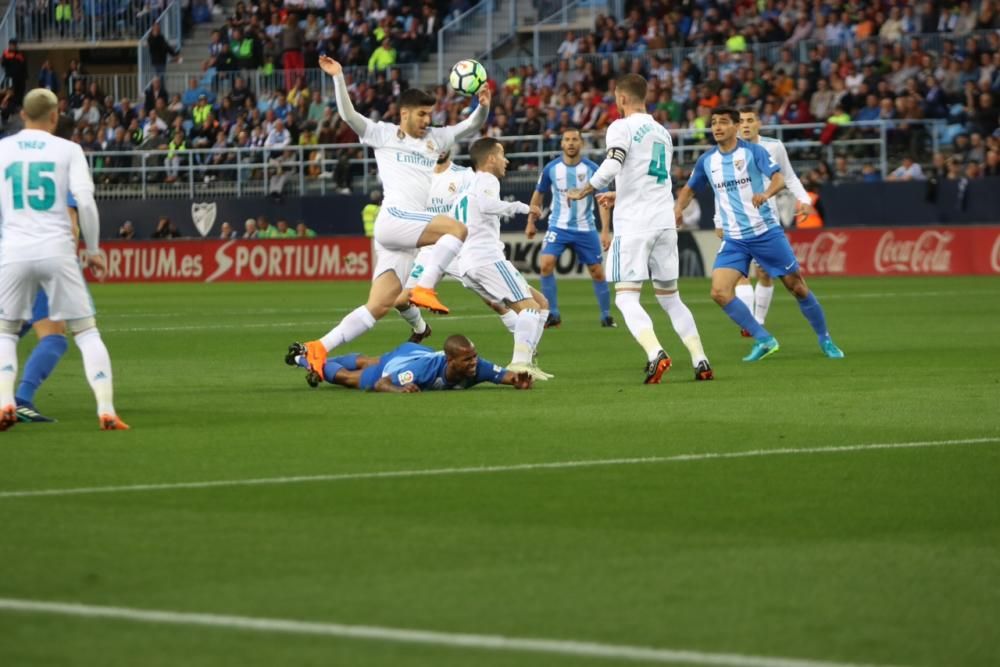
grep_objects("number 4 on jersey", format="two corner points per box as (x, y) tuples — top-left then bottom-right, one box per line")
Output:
(647, 141), (669, 185)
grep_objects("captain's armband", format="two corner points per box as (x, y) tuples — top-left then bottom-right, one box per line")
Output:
(606, 147), (627, 164)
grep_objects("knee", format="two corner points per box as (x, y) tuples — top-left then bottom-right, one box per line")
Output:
(588, 264), (605, 280)
(449, 222), (468, 241)
(710, 286), (732, 306)
(367, 302), (392, 319)
(614, 289), (639, 307)
(539, 257), (556, 276)
(784, 275), (808, 298)
(533, 291), (549, 310)
(393, 290), (412, 309)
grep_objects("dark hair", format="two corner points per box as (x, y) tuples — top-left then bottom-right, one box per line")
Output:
(738, 106), (759, 118)
(561, 126), (582, 138)
(469, 137), (502, 171)
(616, 73), (648, 103)
(444, 334), (475, 356)
(399, 88), (436, 108)
(711, 106), (740, 123)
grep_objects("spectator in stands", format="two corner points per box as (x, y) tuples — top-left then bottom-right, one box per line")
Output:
(296, 222), (316, 238)
(2, 40), (26, 105)
(256, 216), (276, 238)
(888, 156), (926, 181)
(147, 22), (181, 79)
(37, 60), (59, 94)
(119, 221), (136, 239)
(243, 218), (257, 239)
(274, 219), (296, 238)
(368, 37), (396, 74)
(153, 216), (182, 238)
(281, 14), (305, 90)
(220, 222), (237, 239)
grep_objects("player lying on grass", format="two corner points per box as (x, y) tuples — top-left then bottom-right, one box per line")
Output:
(285, 335), (533, 392)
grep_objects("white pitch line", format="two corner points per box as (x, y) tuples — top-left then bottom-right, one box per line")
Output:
(1, 437), (996, 501)
(0, 598), (896, 667)
(101, 313), (501, 333)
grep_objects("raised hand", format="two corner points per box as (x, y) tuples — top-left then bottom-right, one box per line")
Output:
(318, 55), (343, 77)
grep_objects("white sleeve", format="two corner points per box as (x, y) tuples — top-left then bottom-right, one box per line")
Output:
(69, 145), (100, 254)
(775, 141), (811, 205)
(474, 174), (529, 217)
(440, 102), (489, 149)
(589, 120), (630, 191)
(332, 73), (377, 144)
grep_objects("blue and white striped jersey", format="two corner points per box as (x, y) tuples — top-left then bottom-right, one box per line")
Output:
(688, 139), (782, 240)
(535, 157), (601, 231)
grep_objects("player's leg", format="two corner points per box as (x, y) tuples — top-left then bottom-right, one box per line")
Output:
(576, 229), (613, 327)
(485, 297), (518, 333)
(397, 255), (430, 343)
(710, 241), (779, 362)
(752, 231), (843, 358)
(734, 275), (755, 336)
(16, 290), (67, 422)
(410, 213), (469, 311)
(648, 231), (711, 379)
(608, 233), (669, 383)
(298, 248), (409, 375)
(538, 229), (565, 327)
(1, 263), (44, 430)
(753, 267), (775, 325)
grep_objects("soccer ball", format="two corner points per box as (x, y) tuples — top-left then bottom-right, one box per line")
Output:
(449, 59), (487, 96)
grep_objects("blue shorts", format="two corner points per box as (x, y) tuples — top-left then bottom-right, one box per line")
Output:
(358, 342), (427, 391)
(714, 226), (799, 278)
(541, 227), (603, 267)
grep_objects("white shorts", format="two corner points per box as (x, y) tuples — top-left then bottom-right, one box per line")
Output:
(606, 229), (678, 284)
(372, 241), (418, 285)
(462, 260), (533, 306)
(0, 256), (95, 323)
(403, 247), (462, 289)
(374, 206), (435, 250)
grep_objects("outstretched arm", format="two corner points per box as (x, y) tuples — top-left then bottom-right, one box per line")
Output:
(373, 377), (421, 393)
(449, 86), (492, 141)
(319, 56), (373, 138)
(500, 371), (533, 389)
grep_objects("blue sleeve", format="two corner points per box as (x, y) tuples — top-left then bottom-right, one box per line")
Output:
(750, 143), (781, 177)
(585, 159), (607, 193)
(67, 192), (78, 208)
(473, 358), (507, 385)
(686, 153), (710, 191)
(388, 357), (436, 387)
(535, 161), (553, 193)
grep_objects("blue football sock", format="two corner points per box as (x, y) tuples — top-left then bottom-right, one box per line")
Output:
(15, 334), (68, 405)
(329, 353), (360, 371)
(797, 292), (830, 341)
(593, 279), (611, 319)
(722, 299), (772, 342)
(540, 273), (559, 317)
(322, 360), (345, 383)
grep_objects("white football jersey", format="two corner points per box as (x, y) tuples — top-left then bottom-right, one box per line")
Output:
(360, 120), (461, 211)
(0, 129), (93, 262)
(456, 171), (529, 274)
(591, 114), (675, 234)
(425, 163), (475, 214)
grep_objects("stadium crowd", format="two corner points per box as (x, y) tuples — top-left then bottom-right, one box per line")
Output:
(2, 0), (1000, 192)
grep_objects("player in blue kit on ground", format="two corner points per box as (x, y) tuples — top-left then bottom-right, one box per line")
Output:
(674, 106), (845, 362)
(285, 335), (533, 392)
(526, 128), (614, 329)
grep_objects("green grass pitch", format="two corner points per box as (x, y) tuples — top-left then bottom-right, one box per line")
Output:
(1, 276), (999, 666)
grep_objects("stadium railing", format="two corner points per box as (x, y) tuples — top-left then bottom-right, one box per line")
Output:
(84, 120), (944, 201)
(136, 1), (182, 92)
(6, 0), (159, 43)
(435, 0), (518, 83)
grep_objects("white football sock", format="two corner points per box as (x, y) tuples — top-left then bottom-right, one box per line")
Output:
(415, 234), (463, 289)
(735, 283), (754, 314)
(0, 332), (18, 408)
(533, 309), (549, 353)
(754, 283), (775, 324)
(499, 310), (518, 334)
(397, 304), (426, 334)
(319, 306), (377, 351)
(511, 309), (539, 365)
(656, 292), (707, 366)
(75, 328), (116, 416)
(615, 290), (662, 362)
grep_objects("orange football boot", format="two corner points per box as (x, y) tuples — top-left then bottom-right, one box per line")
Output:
(304, 340), (328, 376)
(409, 286), (450, 314)
(0, 405), (16, 431)
(100, 414), (131, 430)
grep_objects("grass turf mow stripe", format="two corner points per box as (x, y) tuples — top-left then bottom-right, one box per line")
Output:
(0, 598), (899, 667)
(1, 437), (996, 500)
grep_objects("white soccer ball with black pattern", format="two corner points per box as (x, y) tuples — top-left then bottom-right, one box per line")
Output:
(449, 59), (488, 96)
